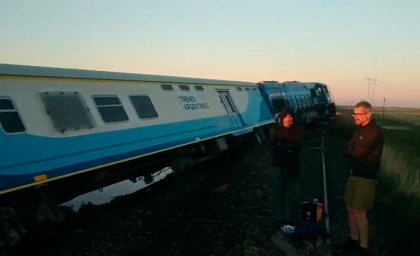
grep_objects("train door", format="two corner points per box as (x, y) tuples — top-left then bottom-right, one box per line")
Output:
(217, 90), (245, 127)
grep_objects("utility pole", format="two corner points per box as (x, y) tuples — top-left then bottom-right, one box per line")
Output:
(365, 77), (378, 102)
(382, 98), (386, 121)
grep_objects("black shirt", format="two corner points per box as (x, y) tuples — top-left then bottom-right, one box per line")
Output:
(269, 124), (304, 168)
(343, 120), (384, 179)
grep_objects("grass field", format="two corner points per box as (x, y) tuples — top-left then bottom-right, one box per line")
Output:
(373, 107), (420, 128)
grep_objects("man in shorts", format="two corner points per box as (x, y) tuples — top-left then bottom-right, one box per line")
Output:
(341, 101), (384, 255)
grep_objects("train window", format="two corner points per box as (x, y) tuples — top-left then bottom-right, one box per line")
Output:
(0, 98), (26, 133)
(161, 84), (173, 91)
(194, 85), (204, 91)
(236, 87), (243, 91)
(179, 85), (190, 91)
(251, 88), (257, 91)
(129, 95), (158, 119)
(93, 95), (129, 123)
(245, 88), (250, 91)
(271, 97), (286, 113)
(40, 92), (95, 133)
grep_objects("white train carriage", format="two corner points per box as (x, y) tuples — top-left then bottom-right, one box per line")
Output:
(0, 64), (274, 196)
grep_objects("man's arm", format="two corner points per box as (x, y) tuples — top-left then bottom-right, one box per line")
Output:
(344, 128), (383, 158)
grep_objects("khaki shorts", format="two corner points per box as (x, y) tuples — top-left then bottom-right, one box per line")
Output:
(344, 176), (377, 210)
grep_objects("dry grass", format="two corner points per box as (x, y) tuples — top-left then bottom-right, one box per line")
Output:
(381, 145), (420, 197)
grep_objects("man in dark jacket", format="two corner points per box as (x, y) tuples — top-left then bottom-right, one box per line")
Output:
(340, 101), (384, 256)
(269, 107), (305, 225)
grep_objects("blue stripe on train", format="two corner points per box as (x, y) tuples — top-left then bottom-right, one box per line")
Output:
(0, 134), (196, 191)
(0, 115), (273, 192)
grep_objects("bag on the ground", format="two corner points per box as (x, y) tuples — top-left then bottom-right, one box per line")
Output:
(292, 222), (327, 240)
(298, 201), (324, 222)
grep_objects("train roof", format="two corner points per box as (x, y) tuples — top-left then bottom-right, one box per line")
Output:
(259, 80), (327, 86)
(0, 63), (256, 87)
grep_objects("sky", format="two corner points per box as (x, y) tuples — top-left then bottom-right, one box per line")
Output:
(1, 0), (420, 108)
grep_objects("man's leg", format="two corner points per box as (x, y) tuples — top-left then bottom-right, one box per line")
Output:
(271, 167), (287, 221)
(283, 175), (298, 221)
(353, 207), (369, 249)
(347, 204), (360, 241)
(346, 177), (376, 249)
(340, 177), (360, 251)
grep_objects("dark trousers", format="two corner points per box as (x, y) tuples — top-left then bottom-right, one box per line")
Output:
(271, 166), (299, 222)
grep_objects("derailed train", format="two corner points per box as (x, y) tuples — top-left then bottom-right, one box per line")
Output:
(0, 64), (335, 244)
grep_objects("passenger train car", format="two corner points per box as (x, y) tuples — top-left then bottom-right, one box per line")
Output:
(0, 64), (335, 247)
(0, 64), (274, 198)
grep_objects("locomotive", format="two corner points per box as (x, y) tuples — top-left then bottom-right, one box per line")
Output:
(0, 64), (335, 247)
(258, 80), (336, 124)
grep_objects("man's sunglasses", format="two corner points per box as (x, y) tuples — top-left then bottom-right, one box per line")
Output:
(352, 112), (369, 117)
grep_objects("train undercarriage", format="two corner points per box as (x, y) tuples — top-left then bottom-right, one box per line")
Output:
(0, 128), (268, 254)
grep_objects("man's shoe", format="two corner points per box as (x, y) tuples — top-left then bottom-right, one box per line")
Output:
(338, 237), (359, 252)
(280, 224), (295, 234)
(354, 246), (371, 256)
(354, 246), (370, 256)
(273, 220), (294, 230)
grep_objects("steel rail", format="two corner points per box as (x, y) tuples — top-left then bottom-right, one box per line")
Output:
(321, 122), (332, 256)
